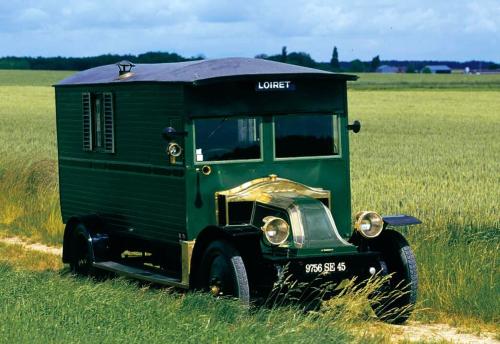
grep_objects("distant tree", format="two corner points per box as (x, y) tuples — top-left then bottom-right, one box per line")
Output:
(330, 46), (340, 71)
(192, 54), (206, 60)
(137, 51), (187, 63)
(286, 52), (317, 68)
(406, 64), (416, 73)
(421, 67), (432, 74)
(0, 51), (199, 71)
(257, 50), (317, 68)
(0, 57), (30, 69)
(488, 62), (500, 70)
(281, 46), (287, 62)
(370, 55), (381, 72)
(348, 59), (365, 72)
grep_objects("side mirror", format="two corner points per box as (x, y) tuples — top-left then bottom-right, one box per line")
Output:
(162, 127), (187, 141)
(347, 120), (361, 133)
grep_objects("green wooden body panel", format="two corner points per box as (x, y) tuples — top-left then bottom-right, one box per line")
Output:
(55, 83), (187, 244)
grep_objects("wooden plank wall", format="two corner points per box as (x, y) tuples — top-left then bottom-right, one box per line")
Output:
(55, 83), (186, 244)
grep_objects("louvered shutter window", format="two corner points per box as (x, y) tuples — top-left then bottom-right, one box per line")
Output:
(82, 92), (92, 151)
(103, 92), (115, 153)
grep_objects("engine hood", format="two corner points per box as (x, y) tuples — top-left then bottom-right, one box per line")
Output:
(216, 175), (356, 252)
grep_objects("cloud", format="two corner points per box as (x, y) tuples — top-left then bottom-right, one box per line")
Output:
(0, 0), (498, 61)
(465, 1), (499, 33)
(193, 0), (252, 23)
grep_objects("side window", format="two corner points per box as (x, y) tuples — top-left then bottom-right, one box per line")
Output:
(194, 117), (261, 162)
(274, 114), (340, 158)
(82, 92), (115, 153)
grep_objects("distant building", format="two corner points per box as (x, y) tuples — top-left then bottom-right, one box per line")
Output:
(423, 65), (452, 74)
(376, 65), (400, 73)
(470, 69), (500, 75)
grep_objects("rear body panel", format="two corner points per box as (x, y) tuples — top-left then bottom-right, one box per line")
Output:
(56, 83), (187, 246)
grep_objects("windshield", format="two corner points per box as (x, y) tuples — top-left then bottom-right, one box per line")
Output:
(194, 117), (261, 162)
(274, 114), (340, 158)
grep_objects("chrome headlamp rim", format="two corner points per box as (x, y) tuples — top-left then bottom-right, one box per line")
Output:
(261, 216), (290, 246)
(354, 211), (384, 239)
(167, 142), (182, 157)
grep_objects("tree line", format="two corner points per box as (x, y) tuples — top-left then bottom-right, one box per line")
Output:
(0, 52), (202, 71)
(258, 46), (499, 72)
(0, 48), (497, 72)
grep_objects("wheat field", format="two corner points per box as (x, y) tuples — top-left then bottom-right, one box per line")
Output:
(0, 71), (498, 332)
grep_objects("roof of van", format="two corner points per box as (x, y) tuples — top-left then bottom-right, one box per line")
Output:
(56, 57), (357, 86)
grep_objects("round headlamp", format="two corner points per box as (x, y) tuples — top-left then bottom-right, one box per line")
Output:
(261, 216), (290, 246)
(354, 211), (384, 239)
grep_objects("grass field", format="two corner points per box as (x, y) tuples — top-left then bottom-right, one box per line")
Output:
(349, 89), (500, 324)
(0, 70), (498, 341)
(350, 72), (500, 90)
(0, 70), (72, 86)
(0, 243), (392, 343)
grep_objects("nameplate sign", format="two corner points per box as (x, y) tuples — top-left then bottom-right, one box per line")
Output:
(255, 81), (295, 92)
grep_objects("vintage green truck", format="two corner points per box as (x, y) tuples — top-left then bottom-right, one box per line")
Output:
(55, 57), (420, 323)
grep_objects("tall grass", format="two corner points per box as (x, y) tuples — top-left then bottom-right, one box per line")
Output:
(0, 262), (391, 343)
(0, 242), (394, 343)
(0, 85), (63, 244)
(349, 90), (500, 323)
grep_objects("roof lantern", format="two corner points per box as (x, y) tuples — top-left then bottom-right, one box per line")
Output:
(116, 60), (135, 77)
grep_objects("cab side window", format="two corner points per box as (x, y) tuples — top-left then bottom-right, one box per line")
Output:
(194, 117), (261, 162)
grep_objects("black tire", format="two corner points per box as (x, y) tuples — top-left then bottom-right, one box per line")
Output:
(68, 224), (96, 276)
(369, 230), (418, 324)
(198, 240), (250, 304)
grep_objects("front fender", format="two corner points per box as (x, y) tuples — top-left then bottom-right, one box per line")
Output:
(382, 215), (422, 228)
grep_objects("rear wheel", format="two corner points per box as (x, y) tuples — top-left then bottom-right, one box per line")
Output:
(199, 240), (250, 304)
(369, 230), (418, 324)
(68, 224), (96, 276)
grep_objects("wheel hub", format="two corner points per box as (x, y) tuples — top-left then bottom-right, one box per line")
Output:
(210, 284), (221, 296)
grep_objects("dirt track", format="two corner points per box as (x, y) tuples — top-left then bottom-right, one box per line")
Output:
(1, 236), (62, 256)
(0, 236), (497, 344)
(393, 322), (498, 343)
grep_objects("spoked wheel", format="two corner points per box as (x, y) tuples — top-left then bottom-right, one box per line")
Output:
(69, 224), (96, 276)
(199, 240), (250, 304)
(369, 230), (418, 324)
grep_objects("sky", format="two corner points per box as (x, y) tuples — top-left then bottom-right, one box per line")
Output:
(0, 0), (499, 62)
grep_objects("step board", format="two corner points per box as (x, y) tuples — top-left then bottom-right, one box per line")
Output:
(93, 261), (188, 289)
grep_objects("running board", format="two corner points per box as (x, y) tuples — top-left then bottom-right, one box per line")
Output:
(93, 261), (189, 289)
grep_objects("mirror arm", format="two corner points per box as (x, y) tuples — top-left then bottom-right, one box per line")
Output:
(347, 120), (361, 133)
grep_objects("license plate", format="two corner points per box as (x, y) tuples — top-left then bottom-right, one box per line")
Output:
(305, 262), (347, 274)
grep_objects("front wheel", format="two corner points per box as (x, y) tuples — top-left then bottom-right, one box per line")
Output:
(198, 240), (250, 304)
(369, 230), (418, 324)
